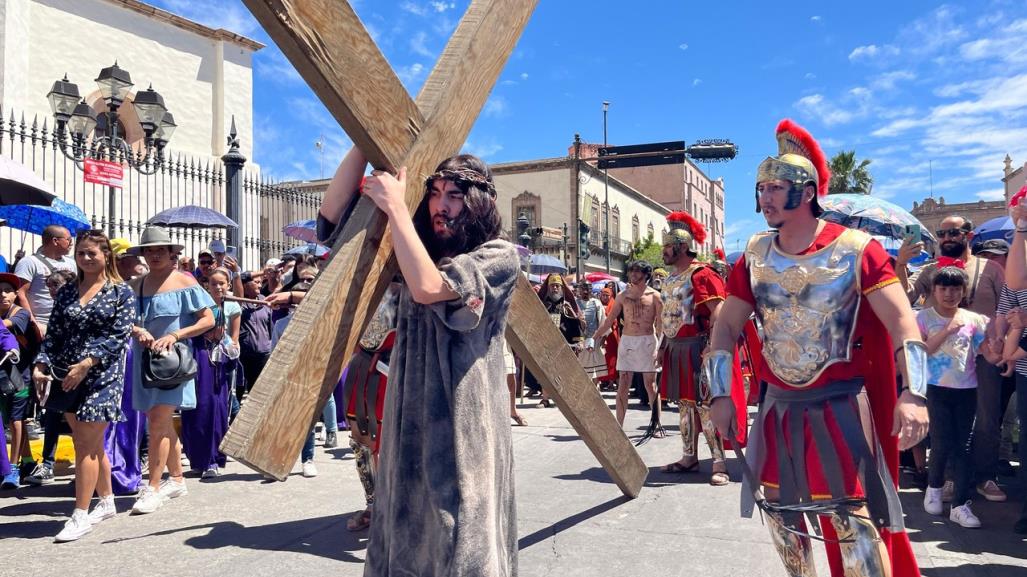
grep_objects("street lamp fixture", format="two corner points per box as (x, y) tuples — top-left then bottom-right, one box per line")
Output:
(46, 62), (174, 176)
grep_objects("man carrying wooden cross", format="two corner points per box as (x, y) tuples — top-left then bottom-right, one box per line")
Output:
(319, 145), (520, 575)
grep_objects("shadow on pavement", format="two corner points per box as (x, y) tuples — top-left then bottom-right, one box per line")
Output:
(101, 512), (368, 562)
(518, 495), (629, 550)
(553, 464), (717, 488)
(921, 563), (1027, 577)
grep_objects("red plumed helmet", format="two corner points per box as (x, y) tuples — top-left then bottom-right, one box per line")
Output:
(713, 247), (725, 261)
(775, 119), (831, 197)
(666, 211), (707, 245)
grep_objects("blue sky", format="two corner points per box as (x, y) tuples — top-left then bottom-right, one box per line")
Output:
(152, 0), (1027, 251)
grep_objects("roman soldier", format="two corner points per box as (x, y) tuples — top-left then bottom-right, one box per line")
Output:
(657, 212), (746, 485)
(341, 282), (399, 532)
(705, 119), (928, 577)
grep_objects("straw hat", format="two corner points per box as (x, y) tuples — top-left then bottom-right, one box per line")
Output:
(125, 226), (185, 256)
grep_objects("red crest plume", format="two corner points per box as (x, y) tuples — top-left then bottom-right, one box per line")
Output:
(1010, 184), (1027, 207)
(776, 119), (831, 197)
(666, 211), (706, 245)
(713, 247), (725, 260)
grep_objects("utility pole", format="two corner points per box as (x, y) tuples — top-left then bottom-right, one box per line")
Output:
(573, 133), (582, 275)
(602, 101), (610, 273)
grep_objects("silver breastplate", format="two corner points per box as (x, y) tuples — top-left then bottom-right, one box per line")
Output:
(747, 228), (870, 387)
(661, 264), (702, 338)
(359, 284), (400, 351)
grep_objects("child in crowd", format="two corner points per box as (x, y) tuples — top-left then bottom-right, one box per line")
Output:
(918, 266), (994, 528)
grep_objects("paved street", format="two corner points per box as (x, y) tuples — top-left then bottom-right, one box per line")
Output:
(2, 393), (1026, 577)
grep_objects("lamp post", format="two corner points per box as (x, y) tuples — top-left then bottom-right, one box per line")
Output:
(46, 62), (176, 235)
(602, 100), (610, 273)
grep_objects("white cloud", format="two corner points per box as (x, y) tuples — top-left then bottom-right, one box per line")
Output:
(848, 44), (899, 62)
(255, 49), (302, 85)
(976, 189), (1005, 201)
(520, 72), (529, 80)
(899, 5), (967, 57)
(810, 15), (822, 23)
(724, 218), (755, 239)
(430, 1), (456, 12)
(870, 70), (916, 91)
(692, 78), (702, 86)
(400, 2), (428, 16)
(805, 72), (817, 80)
(678, 43), (689, 51)
(396, 63), (426, 88)
(410, 31), (434, 58)
(483, 95), (509, 118)
(795, 94), (854, 126)
(462, 139), (503, 159)
(958, 19), (1027, 65)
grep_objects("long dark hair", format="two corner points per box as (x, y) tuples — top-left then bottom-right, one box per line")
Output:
(413, 154), (503, 261)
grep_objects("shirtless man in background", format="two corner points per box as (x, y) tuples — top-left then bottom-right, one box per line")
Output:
(592, 261), (663, 431)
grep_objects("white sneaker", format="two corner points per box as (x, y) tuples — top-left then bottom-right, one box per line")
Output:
(950, 501), (982, 528)
(924, 487), (944, 515)
(87, 496), (117, 525)
(941, 480), (954, 503)
(201, 466), (219, 479)
(55, 509), (93, 542)
(131, 486), (164, 515)
(158, 478), (188, 500)
(302, 460), (318, 478)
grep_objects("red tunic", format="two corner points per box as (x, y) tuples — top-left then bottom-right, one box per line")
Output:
(658, 266), (747, 447)
(727, 222), (918, 577)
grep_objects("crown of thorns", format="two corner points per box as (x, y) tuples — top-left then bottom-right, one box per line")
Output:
(425, 168), (497, 198)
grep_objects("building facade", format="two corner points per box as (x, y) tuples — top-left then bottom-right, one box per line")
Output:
(491, 156), (670, 276)
(911, 154), (1027, 241)
(572, 142), (727, 253)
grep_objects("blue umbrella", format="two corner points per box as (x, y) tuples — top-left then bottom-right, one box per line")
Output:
(528, 253), (567, 275)
(283, 219), (319, 244)
(147, 204), (238, 229)
(972, 216), (1013, 246)
(0, 198), (91, 239)
(286, 243), (330, 257)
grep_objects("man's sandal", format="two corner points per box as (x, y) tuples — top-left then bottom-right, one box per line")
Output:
(660, 461), (699, 474)
(709, 472), (730, 486)
(346, 509), (372, 532)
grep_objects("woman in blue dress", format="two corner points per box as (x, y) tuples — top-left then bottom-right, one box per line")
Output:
(180, 268), (240, 478)
(32, 230), (135, 542)
(125, 227), (214, 515)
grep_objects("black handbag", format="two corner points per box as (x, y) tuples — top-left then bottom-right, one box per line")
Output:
(43, 364), (87, 413)
(142, 341), (198, 390)
(138, 275), (198, 390)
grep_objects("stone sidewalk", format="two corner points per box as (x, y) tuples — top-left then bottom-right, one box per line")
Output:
(1, 393), (1025, 577)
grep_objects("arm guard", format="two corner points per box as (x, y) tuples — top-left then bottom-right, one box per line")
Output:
(896, 339), (928, 399)
(702, 350), (733, 399)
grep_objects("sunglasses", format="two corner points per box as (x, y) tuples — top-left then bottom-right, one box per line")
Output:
(199, 260), (215, 266)
(936, 228), (968, 239)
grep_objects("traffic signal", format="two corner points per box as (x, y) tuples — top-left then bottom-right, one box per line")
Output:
(578, 220), (590, 260)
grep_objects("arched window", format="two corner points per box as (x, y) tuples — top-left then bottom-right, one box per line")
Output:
(611, 206), (621, 243)
(647, 222), (655, 240)
(632, 215), (640, 243)
(590, 196), (601, 243)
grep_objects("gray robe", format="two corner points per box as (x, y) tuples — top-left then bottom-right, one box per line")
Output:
(365, 239), (520, 577)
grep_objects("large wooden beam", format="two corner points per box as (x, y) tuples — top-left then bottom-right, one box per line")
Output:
(504, 276), (648, 497)
(223, 0), (647, 499)
(222, 0), (538, 478)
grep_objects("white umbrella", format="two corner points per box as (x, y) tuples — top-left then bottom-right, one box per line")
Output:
(0, 155), (56, 206)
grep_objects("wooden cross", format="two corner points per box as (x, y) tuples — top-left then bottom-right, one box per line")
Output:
(221, 0), (648, 498)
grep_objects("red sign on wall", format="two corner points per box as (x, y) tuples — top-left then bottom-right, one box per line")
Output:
(83, 158), (124, 188)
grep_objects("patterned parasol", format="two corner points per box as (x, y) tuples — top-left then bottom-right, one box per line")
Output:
(282, 219), (319, 244)
(819, 193), (936, 251)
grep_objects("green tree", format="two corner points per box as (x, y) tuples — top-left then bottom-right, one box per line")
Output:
(828, 150), (874, 195)
(627, 231), (663, 271)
